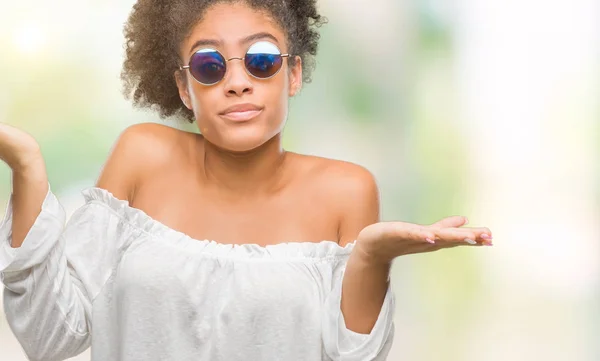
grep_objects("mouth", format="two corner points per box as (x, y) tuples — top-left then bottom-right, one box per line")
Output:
(219, 109), (263, 122)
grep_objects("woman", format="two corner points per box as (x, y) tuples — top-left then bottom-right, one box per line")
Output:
(0, 0), (493, 360)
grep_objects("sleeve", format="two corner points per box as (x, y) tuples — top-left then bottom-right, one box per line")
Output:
(321, 261), (396, 361)
(0, 183), (130, 361)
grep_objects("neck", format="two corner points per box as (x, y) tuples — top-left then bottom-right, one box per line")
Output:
(198, 134), (291, 200)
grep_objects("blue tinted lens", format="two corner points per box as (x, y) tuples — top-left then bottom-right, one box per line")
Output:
(189, 50), (226, 84)
(245, 53), (283, 78)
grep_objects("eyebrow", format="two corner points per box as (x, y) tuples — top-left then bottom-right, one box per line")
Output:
(188, 32), (280, 54)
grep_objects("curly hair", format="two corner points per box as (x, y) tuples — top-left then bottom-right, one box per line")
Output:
(120, 0), (327, 123)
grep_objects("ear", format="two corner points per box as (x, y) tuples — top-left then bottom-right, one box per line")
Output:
(288, 55), (303, 97)
(174, 70), (192, 109)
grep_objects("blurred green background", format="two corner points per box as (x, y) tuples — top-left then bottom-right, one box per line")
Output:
(1, 0), (599, 360)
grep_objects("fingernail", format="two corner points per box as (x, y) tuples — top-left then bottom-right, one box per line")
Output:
(464, 238), (476, 245)
(481, 234), (492, 240)
(425, 237), (435, 244)
(464, 217), (469, 225)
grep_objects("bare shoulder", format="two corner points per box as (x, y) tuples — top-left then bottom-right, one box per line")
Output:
(298, 154), (379, 198)
(308, 156), (377, 187)
(95, 122), (198, 202)
(297, 154), (381, 245)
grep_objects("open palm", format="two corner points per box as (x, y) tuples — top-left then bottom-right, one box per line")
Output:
(355, 216), (493, 264)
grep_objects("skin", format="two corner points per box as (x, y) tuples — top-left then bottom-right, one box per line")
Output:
(3, 1), (493, 338)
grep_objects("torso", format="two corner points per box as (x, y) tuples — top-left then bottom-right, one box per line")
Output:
(129, 125), (341, 246)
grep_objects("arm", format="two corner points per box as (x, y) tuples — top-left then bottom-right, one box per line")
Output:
(1, 125), (144, 361)
(0, 122), (49, 249)
(336, 165), (391, 335)
(326, 161), (493, 361)
(8, 120), (146, 249)
(2, 181), (92, 361)
(342, 250), (391, 333)
(335, 165), (491, 333)
(10, 158), (49, 248)
(320, 163), (395, 361)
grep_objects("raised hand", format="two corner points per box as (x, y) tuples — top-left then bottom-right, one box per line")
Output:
(0, 122), (44, 172)
(354, 216), (493, 264)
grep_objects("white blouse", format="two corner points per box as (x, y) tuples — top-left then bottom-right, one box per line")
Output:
(0, 184), (395, 361)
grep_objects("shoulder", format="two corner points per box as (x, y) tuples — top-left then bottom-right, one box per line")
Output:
(95, 122), (199, 201)
(310, 156), (378, 191)
(300, 155), (381, 246)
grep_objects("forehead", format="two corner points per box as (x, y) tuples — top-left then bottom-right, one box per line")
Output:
(182, 2), (285, 55)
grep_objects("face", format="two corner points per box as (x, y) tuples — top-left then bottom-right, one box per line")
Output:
(174, 2), (303, 152)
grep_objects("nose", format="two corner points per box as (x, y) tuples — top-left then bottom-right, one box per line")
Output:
(222, 57), (253, 97)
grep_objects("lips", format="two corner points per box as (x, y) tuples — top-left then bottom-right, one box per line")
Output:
(219, 103), (264, 122)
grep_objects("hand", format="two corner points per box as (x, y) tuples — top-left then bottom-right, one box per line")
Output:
(0, 122), (44, 172)
(355, 216), (493, 264)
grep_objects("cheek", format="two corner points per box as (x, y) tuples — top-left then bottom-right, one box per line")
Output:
(188, 87), (218, 119)
(276, 90), (289, 120)
(270, 75), (291, 118)
(264, 84), (289, 126)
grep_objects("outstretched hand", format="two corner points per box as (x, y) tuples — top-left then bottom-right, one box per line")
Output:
(354, 216), (493, 264)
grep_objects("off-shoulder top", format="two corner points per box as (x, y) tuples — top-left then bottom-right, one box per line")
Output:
(0, 184), (395, 361)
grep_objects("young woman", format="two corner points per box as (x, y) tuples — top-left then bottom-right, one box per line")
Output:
(0, 0), (493, 360)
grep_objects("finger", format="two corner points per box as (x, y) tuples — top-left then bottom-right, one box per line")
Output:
(434, 228), (476, 244)
(477, 227), (493, 245)
(401, 224), (437, 245)
(379, 222), (437, 245)
(464, 227), (493, 245)
(431, 216), (468, 229)
(434, 227), (491, 245)
(406, 224), (436, 244)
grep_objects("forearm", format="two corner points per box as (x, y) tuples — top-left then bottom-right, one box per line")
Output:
(3, 165), (93, 360)
(10, 157), (49, 248)
(340, 246), (391, 334)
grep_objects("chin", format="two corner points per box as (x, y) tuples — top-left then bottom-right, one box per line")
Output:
(211, 129), (277, 153)
(223, 140), (266, 153)
(199, 115), (284, 152)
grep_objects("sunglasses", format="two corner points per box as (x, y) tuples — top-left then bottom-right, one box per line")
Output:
(179, 41), (290, 86)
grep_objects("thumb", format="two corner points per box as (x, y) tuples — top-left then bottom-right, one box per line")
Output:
(431, 215), (468, 228)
